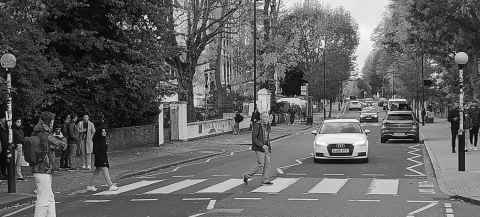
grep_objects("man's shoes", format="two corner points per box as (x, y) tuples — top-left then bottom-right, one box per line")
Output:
(452, 150), (456, 153)
(243, 176), (248, 185)
(86, 186), (98, 191)
(262, 181), (274, 185)
(108, 185), (119, 191)
(17, 177), (25, 181)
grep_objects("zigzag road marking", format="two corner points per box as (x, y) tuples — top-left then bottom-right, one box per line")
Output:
(406, 144), (426, 176)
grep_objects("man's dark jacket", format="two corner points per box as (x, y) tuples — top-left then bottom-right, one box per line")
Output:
(469, 107), (480, 127)
(251, 123), (266, 152)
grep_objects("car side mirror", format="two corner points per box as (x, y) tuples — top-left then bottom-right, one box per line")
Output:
(311, 130), (318, 135)
(364, 129), (371, 134)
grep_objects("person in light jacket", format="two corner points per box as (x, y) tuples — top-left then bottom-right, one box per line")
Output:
(77, 114), (95, 170)
(242, 111), (273, 185)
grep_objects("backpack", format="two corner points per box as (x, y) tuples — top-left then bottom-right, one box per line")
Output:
(23, 136), (41, 164)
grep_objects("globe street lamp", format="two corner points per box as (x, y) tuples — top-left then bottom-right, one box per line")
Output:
(1, 53), (16, 192)
(454, 51), (468, 172)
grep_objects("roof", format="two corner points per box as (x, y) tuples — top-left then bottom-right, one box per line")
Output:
(324, 119), (360, 123)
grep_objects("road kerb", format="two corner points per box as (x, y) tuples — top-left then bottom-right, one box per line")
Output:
(118, 151), (226, 180)
(0, 194), (35, 210)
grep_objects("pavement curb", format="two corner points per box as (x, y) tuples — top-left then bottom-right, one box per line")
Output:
(0, 193), (35, 210)
(118, 151), (226, 180)
(422, 125), (480, 206)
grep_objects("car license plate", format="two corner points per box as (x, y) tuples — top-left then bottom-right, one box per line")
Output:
(366, 117), (372, 119)
(393, 133), (405, 136)
(332, 148), (349, 153)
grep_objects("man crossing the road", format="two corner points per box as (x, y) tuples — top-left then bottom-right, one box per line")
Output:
(242, 111), (273, 185)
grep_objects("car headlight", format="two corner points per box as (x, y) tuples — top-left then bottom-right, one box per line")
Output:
(354, 140), (368, 146)
(315, 142), (327, 147)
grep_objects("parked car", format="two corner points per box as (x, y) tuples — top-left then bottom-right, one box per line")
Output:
(312, 119), (370, 163)
(348, 100), (362, 111)
(381, 111), (419, 143)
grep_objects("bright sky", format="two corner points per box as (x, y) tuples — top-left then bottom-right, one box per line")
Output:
(285, 0), (390, 75)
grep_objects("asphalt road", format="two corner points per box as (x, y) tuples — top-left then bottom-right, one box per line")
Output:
(2, 109), (480, 217)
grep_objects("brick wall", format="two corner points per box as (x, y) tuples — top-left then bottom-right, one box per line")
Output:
(107, 124), (158, 150)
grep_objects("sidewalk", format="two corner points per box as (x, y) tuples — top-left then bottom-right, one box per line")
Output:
(0, 123), (310, 209)
(422, 119), (480, 205)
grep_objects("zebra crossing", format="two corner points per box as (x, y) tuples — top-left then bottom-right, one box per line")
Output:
(89, 176), (416, 198)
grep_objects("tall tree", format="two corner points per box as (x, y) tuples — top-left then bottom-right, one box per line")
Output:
(164, 0), (246, 122)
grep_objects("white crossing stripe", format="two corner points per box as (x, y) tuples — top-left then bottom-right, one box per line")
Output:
(197, 179), (244, 193)
(251, 178), (299, 193)
(307, 178), (348, 194)
(94, 180), (162, 196)
(145, 179), (206, 194)
(367, 179), (399, 195)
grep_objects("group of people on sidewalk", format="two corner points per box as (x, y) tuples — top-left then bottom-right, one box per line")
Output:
(0, 111), (119, 217)
(448, 102), (480, 153)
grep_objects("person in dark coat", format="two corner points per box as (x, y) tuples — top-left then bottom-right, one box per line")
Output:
(86, 116), (118, 192)
(469, 103), (480, 150)
(242, 112), (272, 185)
(448, 103), (462, 153)
(233, 111), (243, 135)
(0, 117), (9, 180)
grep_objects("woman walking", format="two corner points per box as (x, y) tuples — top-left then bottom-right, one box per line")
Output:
(86, 117), (118, 191)
(12, 118), (25, 180)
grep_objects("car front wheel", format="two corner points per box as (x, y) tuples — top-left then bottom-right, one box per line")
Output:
(381, 137), (387, 143)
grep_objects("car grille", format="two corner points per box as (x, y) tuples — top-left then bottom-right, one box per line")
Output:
(327, 144), (354, 156)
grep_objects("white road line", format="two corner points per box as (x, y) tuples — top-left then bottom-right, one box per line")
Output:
(362, 174), (385, 176)
(418, 189), (435, 194)
(173, 175), (195, 178)
(94, 180), (162, 196)
(172, 167), (181, 172)
(406, 144), (426, 176)
(348, 200), (381, 202)
(444, 203), (452, 208)
(367, 179), (399, 195)
(207, 200), (216, 210)
(230, 152), (234, 156)
(84, 200), (110, 203)
(182, 198), (212, 201)
(407, 201), (438, 215)
(130, 198), (159, 202)
(288, 198), (318, 201)
(446, 214), (454, 217)
(145, 179), (206, 194)
(286, 173), (307, 176)
(276, 168), (284, 174)
(418, 181), (434, 188)
(296, 159), (302, 164)
(2, 204), (34, 217)
(197, 179), (244, 193)
(323, 174), (345, 176)
(211, 174), (231, 177)
(189, 213), (206, 217)
(234, 198), (262, 200)
(251, 178), (299, 193)
(308, 178), (349, 194)
(445, 208), (453, 213)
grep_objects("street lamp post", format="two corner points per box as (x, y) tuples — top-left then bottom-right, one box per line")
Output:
(455, 52), (468, 172)
(323, 37), (327, 120)
(253, 0), (257, 110)
(421, 52), (425, 126)
(1, 53), (16, 193)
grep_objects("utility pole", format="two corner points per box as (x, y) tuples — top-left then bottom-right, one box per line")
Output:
(421, 52), (425, 126)
(253, 0), (257, 110)
(323, 37), (327, 120)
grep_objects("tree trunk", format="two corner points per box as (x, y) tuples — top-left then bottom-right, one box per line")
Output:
(178, 64), (196, 122)
(328, 98), (332, 118)
(215, 36), (224, 117)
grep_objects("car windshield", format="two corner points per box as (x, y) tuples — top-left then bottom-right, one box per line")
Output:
(387, 114), (413, 120)
(320, 122), (362, 134)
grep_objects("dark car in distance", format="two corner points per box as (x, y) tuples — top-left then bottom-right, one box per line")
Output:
(380, 111), (419, 143)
